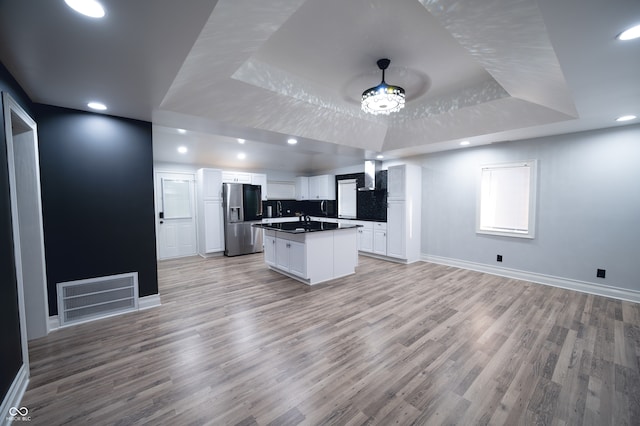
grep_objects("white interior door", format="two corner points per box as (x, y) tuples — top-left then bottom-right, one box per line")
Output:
(155, 172), (197, 259)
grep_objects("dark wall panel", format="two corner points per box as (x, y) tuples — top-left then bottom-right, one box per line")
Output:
(34, 104), (158, 315)
(0, 62), (32, 405)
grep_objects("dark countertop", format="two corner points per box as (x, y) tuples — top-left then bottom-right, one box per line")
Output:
(253, 220), (360, 234)
(337, 217), (386, 223)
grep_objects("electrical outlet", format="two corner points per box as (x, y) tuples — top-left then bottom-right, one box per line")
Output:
(497, 254), (503, 262)
(597, 269), (606, 278)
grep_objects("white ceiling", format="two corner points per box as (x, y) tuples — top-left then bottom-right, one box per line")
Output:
(1, 0), (639, 174)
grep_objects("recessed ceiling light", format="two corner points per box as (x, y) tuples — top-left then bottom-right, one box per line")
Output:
(237, 138), (245, 144)
(87, 101), (107, 110)
(177, 146), (187, 154)
(287, 138), (298, 145)
(460, 141), (471, 146)
(617, 24), (640, 41)
(177, 128), (186, 134)
(376, 154), (384, 159)
(237, 153), (246, 160)
(64, 0), (105, 18)
(615, 114), (637, 122)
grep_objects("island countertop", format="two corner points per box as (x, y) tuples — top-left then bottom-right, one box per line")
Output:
(253, 220), (359, 234)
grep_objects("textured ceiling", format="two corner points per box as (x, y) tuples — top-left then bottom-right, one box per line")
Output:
(1, 0), (639, 173)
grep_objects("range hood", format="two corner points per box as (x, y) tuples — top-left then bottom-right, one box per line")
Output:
(358, 160), (382, 191)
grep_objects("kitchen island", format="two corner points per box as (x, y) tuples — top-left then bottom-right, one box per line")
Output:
(253, 221), (359, 285)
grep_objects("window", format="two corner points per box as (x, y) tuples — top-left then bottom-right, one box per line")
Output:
(477, 160), (537, 238)
(337, 179), (357, 218)
(161, 178), (192, 219)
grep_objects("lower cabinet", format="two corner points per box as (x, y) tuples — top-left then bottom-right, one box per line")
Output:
(356, 221), (387, 256)
(198, 200), (224, 255)
(262, 228), (357, 285)
(359, 226), (373, 252)
(373, 224), (387, 256)
(386, 200), (406, 259)
(264, 234), (277, 267)
(275, 238), (307, 278)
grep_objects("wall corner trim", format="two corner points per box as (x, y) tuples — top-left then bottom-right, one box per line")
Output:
(421, 254), (640, 304)
(0, 364), (29, 426)
(138, 294), (161, 310)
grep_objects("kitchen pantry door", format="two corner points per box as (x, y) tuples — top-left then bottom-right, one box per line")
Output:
(155, 172), (197, 259)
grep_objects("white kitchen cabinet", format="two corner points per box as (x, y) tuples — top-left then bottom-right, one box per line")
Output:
(275, 238), (306, 278)
(202, 200), (224, 253)
(288, 241), (306, 277)
(385, 164), (421, 263)
(222, 170), (252, 183)
(197, 168), (222, 200)
(386, 201), (405, 259)
(387, 165), (406, 200)
(262, 227), (357, 285)
(295, 176), (309, 200)
(263, 234), (276, 267)
(359, 225), (373, 252)
(251, 173), (267, 200)
(355, 221), (386, 255)
(196, 168), (224, 256)
(267, 181), (296, 200)
(373, 222), (387, 256)
(308, 174), (335, 200)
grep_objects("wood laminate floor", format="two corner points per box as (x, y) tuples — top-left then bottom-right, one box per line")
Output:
(23, 254), (640, 425)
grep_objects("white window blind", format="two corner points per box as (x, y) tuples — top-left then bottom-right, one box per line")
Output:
(162, 178), (192, 219)
(338, 179), (357, 218)
(478, 160), (536, 238)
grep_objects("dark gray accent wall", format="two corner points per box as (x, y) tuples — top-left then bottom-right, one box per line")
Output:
(421, 125), (640, 292)
(34, 104), (158, 315)
(0, 62), (32, 408)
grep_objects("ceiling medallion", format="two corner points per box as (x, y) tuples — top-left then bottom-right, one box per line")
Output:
(361, 58), (406, 115)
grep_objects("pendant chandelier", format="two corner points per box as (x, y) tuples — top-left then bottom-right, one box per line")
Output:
(361, 58), (405, 115)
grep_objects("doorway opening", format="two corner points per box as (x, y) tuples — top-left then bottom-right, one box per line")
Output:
(3, 92), (49, 342)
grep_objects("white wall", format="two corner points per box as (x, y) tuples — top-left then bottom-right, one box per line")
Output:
(419, 124), (640, 295)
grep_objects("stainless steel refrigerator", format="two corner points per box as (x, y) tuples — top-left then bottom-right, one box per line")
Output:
(222, 183), (263, 256)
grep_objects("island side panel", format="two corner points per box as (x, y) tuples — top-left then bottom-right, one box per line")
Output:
(333, 227), (358, 278)
(305, 231), (334, 284)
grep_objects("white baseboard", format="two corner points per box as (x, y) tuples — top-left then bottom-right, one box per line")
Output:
(198, 251), (224, 259)
(1, 364), (29, 426)
(138, 294), (161, 310)
(421, 254), (640, 304)
(359, 251), (421, 265)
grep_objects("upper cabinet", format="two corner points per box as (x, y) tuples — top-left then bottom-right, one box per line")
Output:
(387, 165), (406, 200)
(251, 173), (267, 201)
(221, 170), (267, 200)
(197, 168), (222, 200)
(222, 170), (252, 184)
(308, 174), (336, 200)
(295, 176), (309, 200)
(296, 174), (335, 200)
